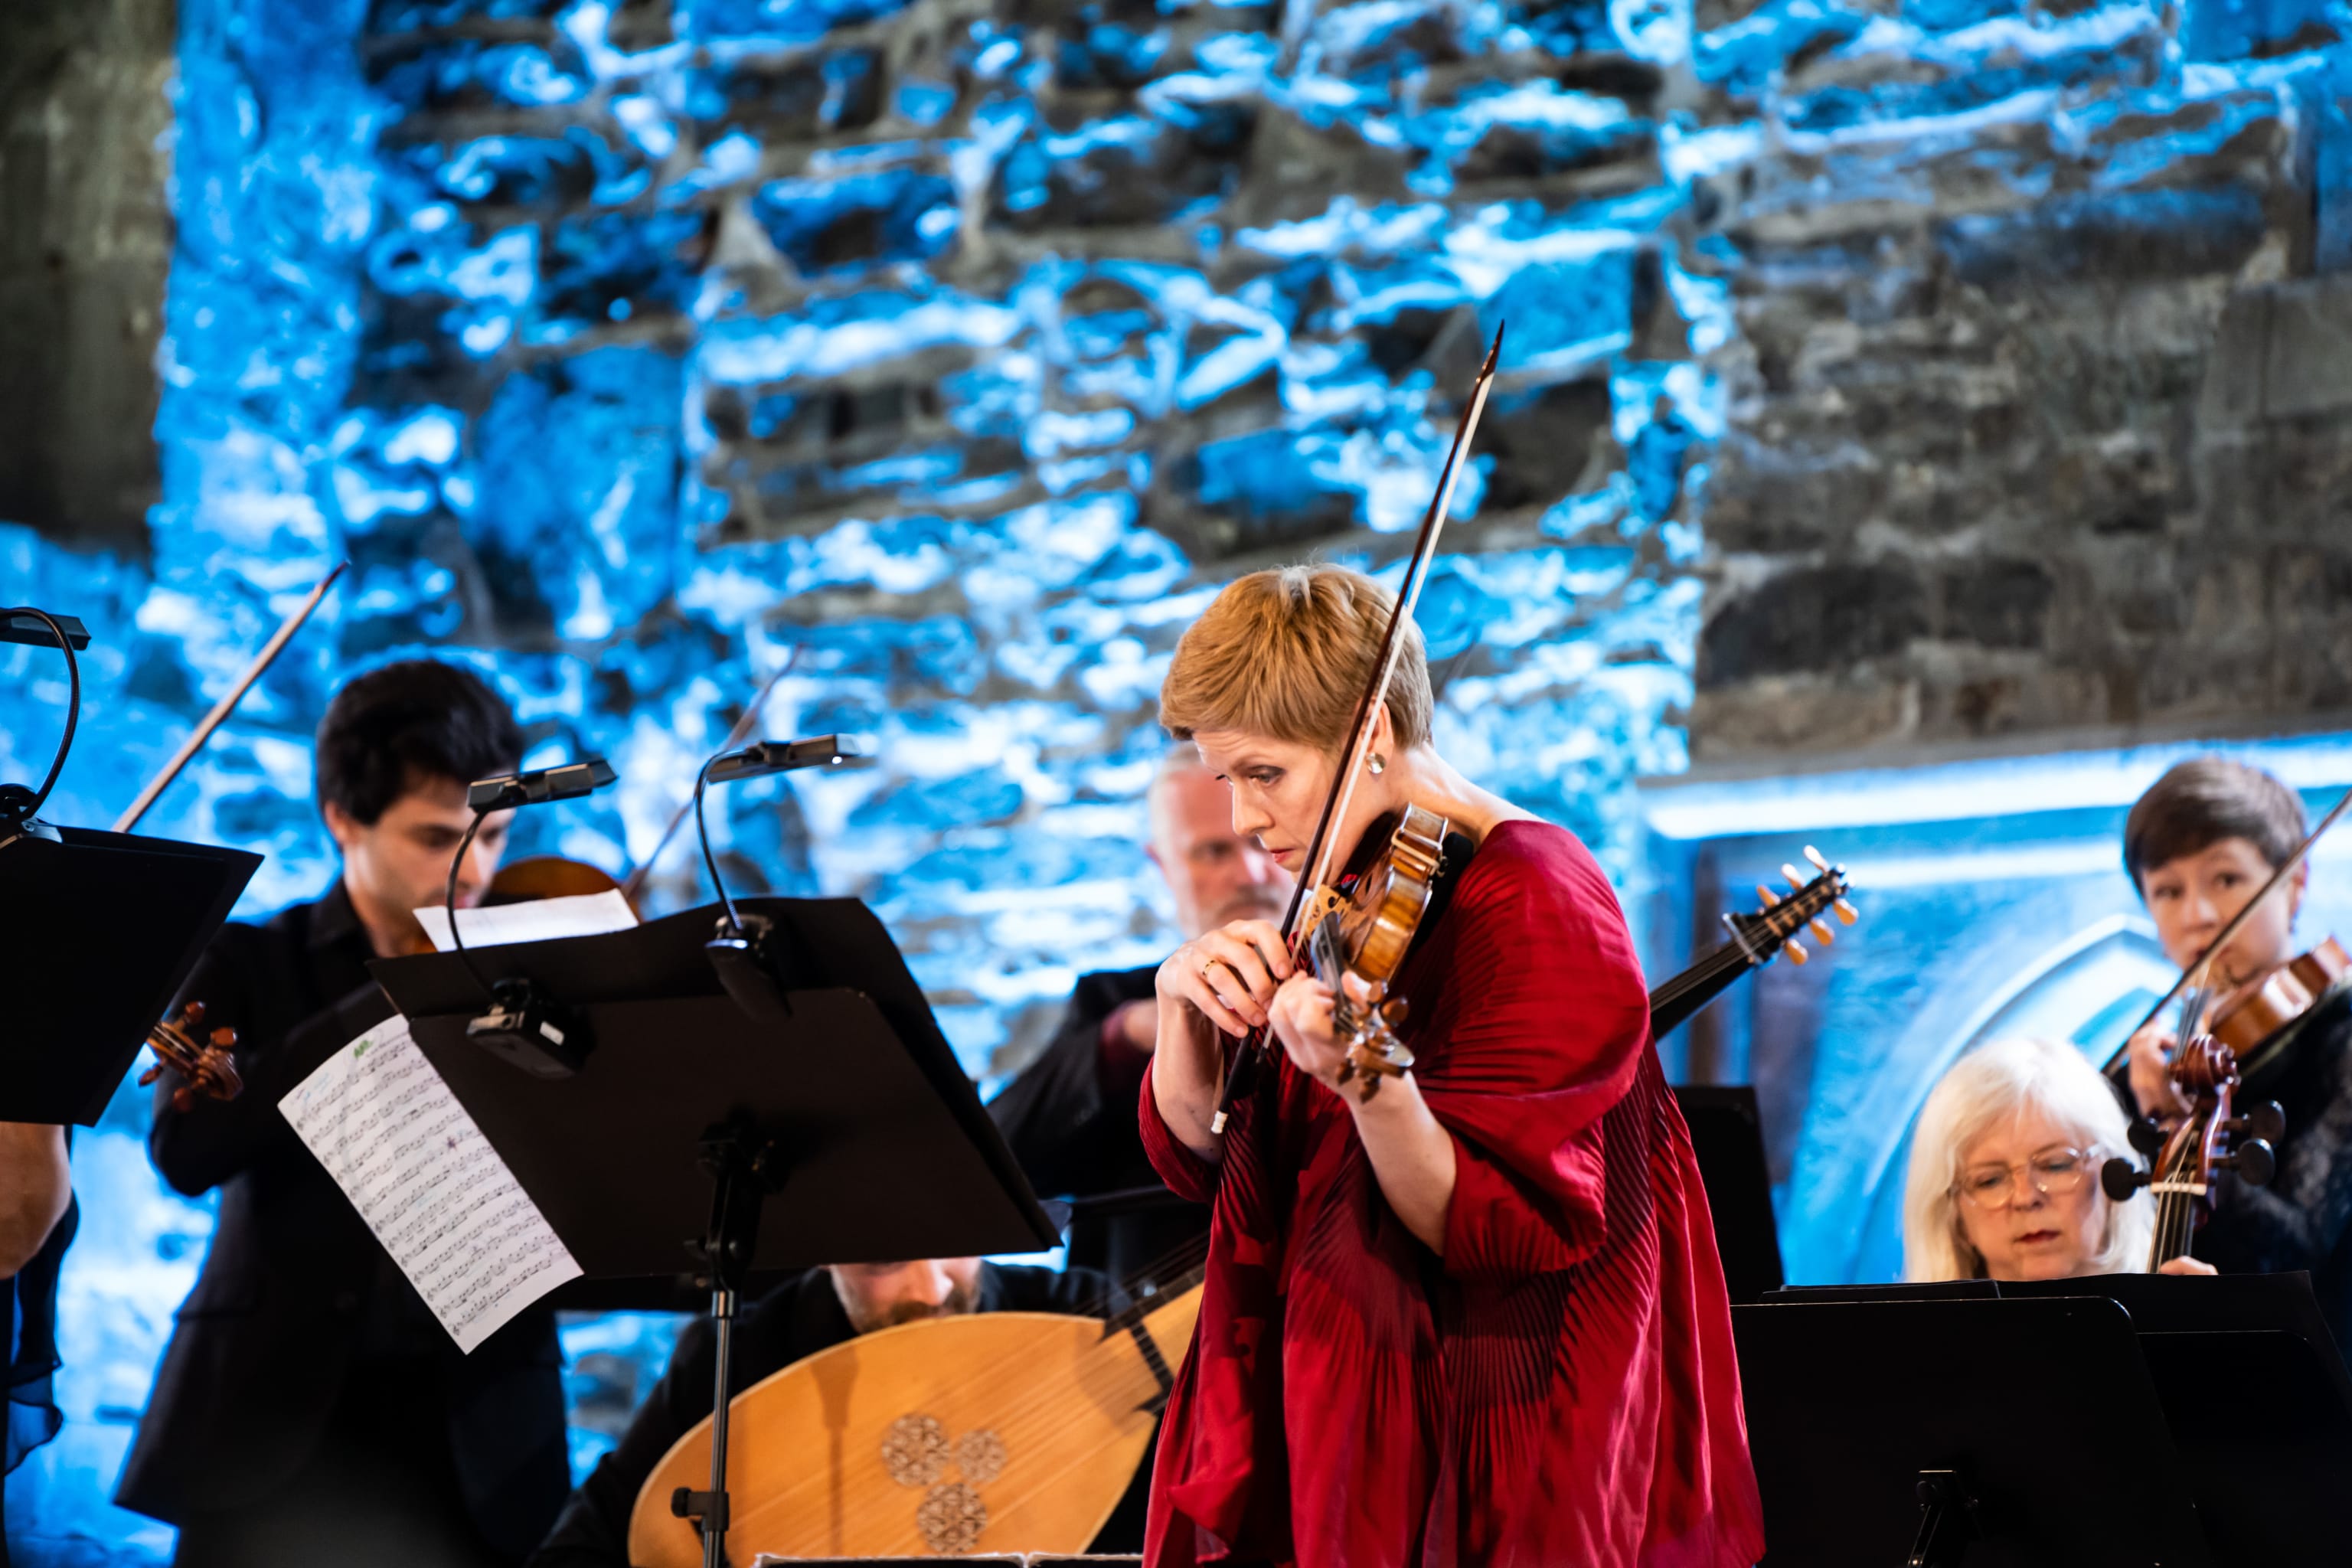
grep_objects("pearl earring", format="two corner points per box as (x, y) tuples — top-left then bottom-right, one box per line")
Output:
(1367, 753), (1386, 775)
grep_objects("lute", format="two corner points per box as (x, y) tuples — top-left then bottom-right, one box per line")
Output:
(1649, 846), (1857, 1040)
(628, 1278), (1206, 1563)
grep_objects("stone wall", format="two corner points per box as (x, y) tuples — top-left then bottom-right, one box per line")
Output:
(113, 0), (1713, 1083)
(1687, 0), (2352, 760)
(0, 0), (175, 555)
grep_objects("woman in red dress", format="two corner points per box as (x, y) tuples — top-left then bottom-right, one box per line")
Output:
(1139, 564), (1763, 1568)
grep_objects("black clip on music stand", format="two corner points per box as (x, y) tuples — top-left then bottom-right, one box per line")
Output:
(369, 893), (1060, 1568)
(1733, 1294), (2216, 1567)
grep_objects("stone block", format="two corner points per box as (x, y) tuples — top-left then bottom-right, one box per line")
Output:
(990, 105), (1256, 231)
(368, 0), (570, 30)
(367, 36), (593, 113)
(1936, 185), (2270, 287)
(1778, 11), (2163, 139)
(2179, 0), (2338, 60)
(1506, 0), (1623, 58)
(1702, 433), (1891, 553)
(1051, 20), (1175, 90)
(1488, 247), (1638, 372)
(1481, 378), (1615, 508)
(751, 167), (961, 278)
(1223, 106), (1415, 229)
(384, 127), (652, 214)
(1150, 426), (1361, 558)
(468, 345), (685, 640)
(1697, 560), (1929, 685)
(2256, 275), (2352, 420)
(543, 207), (710, 322)
(1307, 0), (1467, 81)
(1687, 671), (1919, 755)
(1449, 118), (1660, 193)
(1694, 0), (1873, 96)
(1936, 556), (2051, 649)
(677, 0), (915, 43)
(683, 48), (887, 138)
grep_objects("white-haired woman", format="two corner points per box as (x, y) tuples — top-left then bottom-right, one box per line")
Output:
(1904, 1036), (2213, 1280)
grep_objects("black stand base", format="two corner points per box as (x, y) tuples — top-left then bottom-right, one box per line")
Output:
(1908, 1468), (1980, 1568)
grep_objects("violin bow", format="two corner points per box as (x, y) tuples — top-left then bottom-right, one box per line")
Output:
(1211, 325), (1504, 1133)
(2102, 778), (2352, 1078)
(618, 645), (802, 905)
(113, 563), (348, 835)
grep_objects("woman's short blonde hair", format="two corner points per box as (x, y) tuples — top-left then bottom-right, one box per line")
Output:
(1901, 1036), (2152, 1282)
(1159, 564), (1432, 754)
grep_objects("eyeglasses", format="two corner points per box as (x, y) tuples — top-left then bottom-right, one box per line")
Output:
(1952, 1145), (2096, 1211)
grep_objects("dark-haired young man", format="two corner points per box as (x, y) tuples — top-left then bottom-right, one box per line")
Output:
(2123, 755), (2352, 1346)
(115, 660), (570, 1568)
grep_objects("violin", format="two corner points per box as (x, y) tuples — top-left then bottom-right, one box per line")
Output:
(2203, 936), (2352, 1059)
(1211, 331), (1503, 1127)
(2102, 1034), (2283, 1269)
(1299, 803), (1452, 1098)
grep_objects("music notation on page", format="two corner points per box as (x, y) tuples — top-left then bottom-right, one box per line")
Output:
(279, 1017), (581, 1354)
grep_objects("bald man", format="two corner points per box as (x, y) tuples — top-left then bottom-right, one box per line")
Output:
(527, 1259), (1118, 1567)
(987, 754), (1291, 1291)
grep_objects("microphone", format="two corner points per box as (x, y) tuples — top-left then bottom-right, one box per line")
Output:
(694, 736), (864, 1018)
(450, 755), (618, 1078)
(701, 735), (861, 786)
(466, 757), (616, 812)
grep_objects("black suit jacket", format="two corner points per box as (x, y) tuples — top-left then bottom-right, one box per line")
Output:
(113, 885), (569, 1557)
(986, 965), (1207, 1290)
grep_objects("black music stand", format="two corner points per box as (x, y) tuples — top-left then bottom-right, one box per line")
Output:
(1671, 1085), (1783, 1302)
(1, 825), (260, 1123)
(1735, 1295), (2215, 1566)
(369, 895), (1058, 1568)
(1769, 1275), (2352, 1564)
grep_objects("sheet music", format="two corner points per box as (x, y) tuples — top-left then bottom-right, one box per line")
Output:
(280, 1015), (581, 1354)
(412, 888), (637, 952)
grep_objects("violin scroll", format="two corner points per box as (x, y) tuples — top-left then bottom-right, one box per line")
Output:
(141, 1001), (243, 1112)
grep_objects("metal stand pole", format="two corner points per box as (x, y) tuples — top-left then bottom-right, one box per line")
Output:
(668, 1119), (781, 1568)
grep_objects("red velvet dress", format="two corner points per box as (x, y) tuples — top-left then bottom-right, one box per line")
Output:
(1138, 821), (1764, 1568)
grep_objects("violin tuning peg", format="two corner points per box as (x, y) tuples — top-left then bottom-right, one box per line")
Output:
(2227, 1139), (2276, 1188)
(1809, 918), (1834, 945)
(138, 1064), (161, 1089)
(1804, 844), (1830, 871)
(1834, 898), (1859, 926)
(1782, 864), (1807, 889)
(2101, 1156), (2150, 1201)
(1785, 939), (1808, 966)
(1756, 884), (1782, 909)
